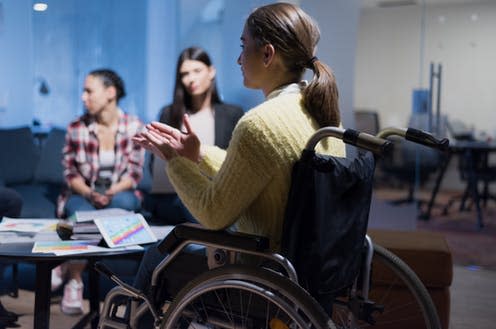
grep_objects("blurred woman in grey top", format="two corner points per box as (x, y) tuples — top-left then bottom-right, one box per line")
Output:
(146, 46), (244, 224)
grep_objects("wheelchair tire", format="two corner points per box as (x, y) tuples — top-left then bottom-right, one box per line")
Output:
(331, 243), (441, 329)
(161, 264), (336, 329)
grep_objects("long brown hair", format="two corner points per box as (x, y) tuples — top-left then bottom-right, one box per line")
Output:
(170, 47), (222, 128)
(246, 2), (340, 127)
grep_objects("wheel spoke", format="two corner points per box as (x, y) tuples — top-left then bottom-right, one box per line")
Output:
(162, 265), (332, 329)
(214, 289), (235, 325)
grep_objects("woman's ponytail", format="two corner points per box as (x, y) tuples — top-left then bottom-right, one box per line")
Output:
(303, 59), (340, 128)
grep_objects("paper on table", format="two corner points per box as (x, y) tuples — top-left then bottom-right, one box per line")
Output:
(0, 231), (60, 244)
(32, 240), (100, 254)
(53, 244), (143, 256)
(0, 217), (59, 233)
(74, 208), (134, 223)
(150, 225), (175, 240)
(31, 240), (143, 256)
(0, 232), (38, 244)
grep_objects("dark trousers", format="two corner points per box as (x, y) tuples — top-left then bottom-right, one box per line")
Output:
(0, 187), (22, 317)
(133, 243), (208, 328)
(143, 193), (197, 225)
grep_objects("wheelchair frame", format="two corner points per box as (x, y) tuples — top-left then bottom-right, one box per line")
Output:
(97, 126), (447, 329)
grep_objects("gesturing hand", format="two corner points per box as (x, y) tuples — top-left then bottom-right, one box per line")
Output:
(133, 114), (201, 163)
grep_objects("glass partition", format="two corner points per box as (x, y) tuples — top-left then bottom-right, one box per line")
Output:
(355, 0), (495, 226)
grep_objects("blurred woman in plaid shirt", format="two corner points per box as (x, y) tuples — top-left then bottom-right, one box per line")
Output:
(55, 68), (145, 315)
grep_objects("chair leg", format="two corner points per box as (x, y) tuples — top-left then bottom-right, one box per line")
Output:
(482, 181), (489, 208)
(459, 184), (471, 212)
(407, 183), (415, 204)
(467, 179), (484, 230)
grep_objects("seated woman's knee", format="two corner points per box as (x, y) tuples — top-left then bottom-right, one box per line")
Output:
(110, 191), (140, 211)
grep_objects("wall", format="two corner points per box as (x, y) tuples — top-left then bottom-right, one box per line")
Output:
(145, 0), (178, 122)
(304, 0), (360, 129)
(0, 0), (147, 128)
(0, 0), (360, 131)
(0, 0), (33, 127)
(355, 2), (496, 137)
(218, 0), (360, 128)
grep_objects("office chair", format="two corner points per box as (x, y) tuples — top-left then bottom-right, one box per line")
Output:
(379, 113), (443, 206)
(354, 109), (380, 136)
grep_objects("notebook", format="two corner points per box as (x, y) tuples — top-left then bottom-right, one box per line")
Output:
(93, 213), (157, 248)
(74, 208), (133, 223)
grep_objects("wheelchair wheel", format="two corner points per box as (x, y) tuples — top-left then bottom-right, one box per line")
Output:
(331, 244), (441, 329)
(161, 265), (335, 329)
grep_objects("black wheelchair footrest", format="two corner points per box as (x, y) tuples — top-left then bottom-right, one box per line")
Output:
(157, 223), (270, 255)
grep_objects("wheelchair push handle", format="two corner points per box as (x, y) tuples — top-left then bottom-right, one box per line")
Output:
(305, 126), (392, 156)
(377, 127), (450, 152)
(405, 128), (449, 152)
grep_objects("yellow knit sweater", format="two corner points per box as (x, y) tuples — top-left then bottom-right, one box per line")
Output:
(167, 93), (346, 251)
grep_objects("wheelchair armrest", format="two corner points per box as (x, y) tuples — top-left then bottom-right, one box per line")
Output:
(157, 223), (270, 255)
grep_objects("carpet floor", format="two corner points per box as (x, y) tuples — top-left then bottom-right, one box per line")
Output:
(376, 187), (496, 271)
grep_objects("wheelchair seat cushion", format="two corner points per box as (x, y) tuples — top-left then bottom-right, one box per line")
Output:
(281, 150), (375, 300)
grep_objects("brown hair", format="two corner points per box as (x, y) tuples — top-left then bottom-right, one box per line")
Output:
(246, 2), (340, 127)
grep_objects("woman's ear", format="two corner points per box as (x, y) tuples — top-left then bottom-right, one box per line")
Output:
(106, 85), (117, 102)
(208, 66), (217, 81)
(263, 44), (276, 67)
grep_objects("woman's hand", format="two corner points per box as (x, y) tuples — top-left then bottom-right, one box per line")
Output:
(105, 186), (119, 198)
(88, 191), (110, 208)
(133, 114), (201, 163)
(69, 177), (110, 207)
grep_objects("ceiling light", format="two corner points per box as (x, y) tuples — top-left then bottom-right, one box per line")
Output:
(33, 3), (48, 12)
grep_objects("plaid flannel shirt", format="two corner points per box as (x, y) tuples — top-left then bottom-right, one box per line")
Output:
(57, 109), (145, 217)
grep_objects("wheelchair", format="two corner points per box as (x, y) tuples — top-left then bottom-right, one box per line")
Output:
(96, 126), (448, 329)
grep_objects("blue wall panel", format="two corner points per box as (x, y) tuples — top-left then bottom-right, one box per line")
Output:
(0, 0), (147, 128)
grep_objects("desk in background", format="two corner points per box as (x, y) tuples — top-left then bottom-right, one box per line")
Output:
(421, 140), (496, 229)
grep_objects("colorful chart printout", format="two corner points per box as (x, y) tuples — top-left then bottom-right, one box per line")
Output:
(94, 213), (157, 248)
(0, 218), (59, 233)
(32, 240), (101, 255)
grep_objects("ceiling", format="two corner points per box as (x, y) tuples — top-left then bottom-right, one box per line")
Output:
(361, 0), (493, 8)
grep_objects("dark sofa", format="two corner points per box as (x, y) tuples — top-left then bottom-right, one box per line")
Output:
(0, 125), (152, 218)
(0, 126), (66, 218)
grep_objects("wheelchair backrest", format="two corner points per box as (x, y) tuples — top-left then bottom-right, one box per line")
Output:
(280, 150), (376, 302)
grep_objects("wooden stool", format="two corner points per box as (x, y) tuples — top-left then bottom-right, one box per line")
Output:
(367, 229), (453, 329)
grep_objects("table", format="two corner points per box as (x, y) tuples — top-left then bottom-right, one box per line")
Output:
(421, 140), (496, 229)
(0, 242), (144, 329)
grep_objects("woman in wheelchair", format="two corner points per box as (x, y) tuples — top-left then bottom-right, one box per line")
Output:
(132, 2), (346, 327)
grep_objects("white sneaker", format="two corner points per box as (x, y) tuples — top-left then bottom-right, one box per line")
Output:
(61, 279), (84, 315)
(51, 265), (64, 291)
